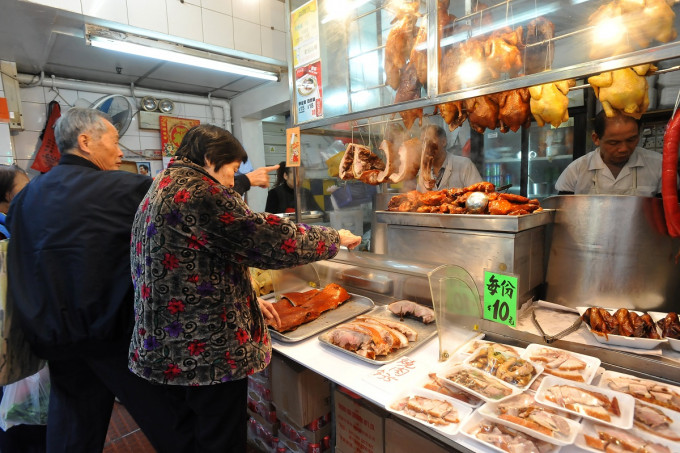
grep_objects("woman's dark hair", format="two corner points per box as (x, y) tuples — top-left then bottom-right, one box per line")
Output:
(274, 161), (292, 186)
(0, 164), (27, 203)
(593, 110), (641, 138)
(175, 124), (248, 171)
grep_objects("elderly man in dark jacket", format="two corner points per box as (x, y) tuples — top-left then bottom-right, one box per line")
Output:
(6, 108), (187, 453)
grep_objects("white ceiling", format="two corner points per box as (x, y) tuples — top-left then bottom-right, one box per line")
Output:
(0, 0), (282, 99)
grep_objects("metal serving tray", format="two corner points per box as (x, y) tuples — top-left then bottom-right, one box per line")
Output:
(269, 292), (374, 343)
(375, 209), (554, 232)
(317, 305), (438, 365)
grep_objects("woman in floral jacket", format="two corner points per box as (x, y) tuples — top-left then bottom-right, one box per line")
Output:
(128, 124), (360, 452)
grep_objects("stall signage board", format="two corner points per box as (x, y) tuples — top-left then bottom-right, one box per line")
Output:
(286, 127), (301, 167)
(291, 0), (320, 68)
(483, 271), (518, 327)
(295, 62), (323, 122)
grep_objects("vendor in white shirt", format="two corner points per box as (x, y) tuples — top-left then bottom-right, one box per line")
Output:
(417, 124), (482, 191)
(555, 110), (662, 196)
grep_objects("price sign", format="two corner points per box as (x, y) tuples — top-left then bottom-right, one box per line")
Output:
(483, 271), (518, 327)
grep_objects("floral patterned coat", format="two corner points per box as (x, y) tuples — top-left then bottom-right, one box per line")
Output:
(129, 158), (340, 385)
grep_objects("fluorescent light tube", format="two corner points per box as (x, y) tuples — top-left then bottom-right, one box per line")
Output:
(89, 35), (279, 81)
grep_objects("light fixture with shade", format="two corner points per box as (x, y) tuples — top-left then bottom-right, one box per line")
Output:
(85, 25), (280, 82)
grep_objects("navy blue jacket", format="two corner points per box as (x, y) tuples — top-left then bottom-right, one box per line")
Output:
(7, 154), (152, 359)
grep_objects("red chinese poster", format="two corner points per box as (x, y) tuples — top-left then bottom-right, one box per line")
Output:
(160, 116), (200, 157)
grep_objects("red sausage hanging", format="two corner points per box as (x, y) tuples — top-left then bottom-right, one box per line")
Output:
(662, 110), (680, 237)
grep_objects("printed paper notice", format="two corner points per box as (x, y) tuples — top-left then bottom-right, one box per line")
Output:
(295, 62), (322, 122)
(286, 127), (301, 167)
(291, 0), (320, 68)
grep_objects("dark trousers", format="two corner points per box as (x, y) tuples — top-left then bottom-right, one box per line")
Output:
(165, 379), (248, 453)
(46, 353), (190, 453)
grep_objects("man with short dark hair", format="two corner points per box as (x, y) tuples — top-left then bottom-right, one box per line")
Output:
(556, 110), (663, 195)
(7, 108), (187, 453)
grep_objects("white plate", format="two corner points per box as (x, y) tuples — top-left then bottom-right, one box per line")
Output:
(385, 387), (472, 437)
(436, 364), (522, 404)
(535, 375), (635, 429)
(417, 373), (484, 408)
(459, 339), (525, 356)
(477, 393), (581, 446)
(460, 410), (562, 453)
(575, 420), (675, 453)
(648, 311), (680, 352)
(576, 306), (667, 350)
(598, 369), (680, 413)
(464, 345), (543, 390)
(522, 343), (601, 385)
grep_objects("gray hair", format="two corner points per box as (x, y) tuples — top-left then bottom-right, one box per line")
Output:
(54, 108), (112, 153)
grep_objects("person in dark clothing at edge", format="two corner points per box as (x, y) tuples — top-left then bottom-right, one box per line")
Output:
(0, 164), (47, 453)
(6, 108), (190, 453)
(265, 161), (322, 214)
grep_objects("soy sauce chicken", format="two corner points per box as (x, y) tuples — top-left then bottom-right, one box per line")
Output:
(582, 307), (661, 339)
(384, 6), (419, 90)
(525, 17), (555, 74)
(657, 312), (680, 339)
(484, 27), (524, 78)
(497, 88), (531, 133)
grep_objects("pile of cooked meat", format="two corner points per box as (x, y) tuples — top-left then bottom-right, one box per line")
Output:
(581, 307), (660, 339)
(268, 283), (351, 333)
(324, 300), (434, 360)
(387, 182), (542, 215)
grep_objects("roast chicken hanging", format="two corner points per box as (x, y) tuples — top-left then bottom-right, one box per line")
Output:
(529, 79), (576, 128)
(587, 64), (656, 119)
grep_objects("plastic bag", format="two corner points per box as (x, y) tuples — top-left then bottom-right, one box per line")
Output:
(0, 366), (49, 430)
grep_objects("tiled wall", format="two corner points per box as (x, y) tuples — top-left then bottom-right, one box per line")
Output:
(12, 82), (226, 177)
(27, 0), (287, 62)
(0, 77), (13, 166)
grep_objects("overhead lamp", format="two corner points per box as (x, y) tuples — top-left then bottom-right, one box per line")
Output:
(85, 25), (280, 82)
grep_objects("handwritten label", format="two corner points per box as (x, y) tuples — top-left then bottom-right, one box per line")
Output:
(363, 356), (424, 394)
(483, 271), (518, 327)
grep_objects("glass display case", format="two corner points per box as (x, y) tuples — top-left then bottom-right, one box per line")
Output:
(287, 0), (680, 247)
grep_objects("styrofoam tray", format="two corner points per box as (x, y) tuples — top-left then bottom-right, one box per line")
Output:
(478, 393), (581, 446)
(417, 373), (484, 408)
(385, 387), (472, 437)
(460, 410), (562, 453)
(459, 339), (524, 357)
(648, 311), (680, 352)
(574, 420), (675, 453)
(436, 364), (522, 404)
(576, 307), (667, 350)
(522, 343), (600, 385)
(464, 345), (543, 390)
(632, 400), (680, 444)
(598, 369), (680, 413)
(535, 375), (635, 429)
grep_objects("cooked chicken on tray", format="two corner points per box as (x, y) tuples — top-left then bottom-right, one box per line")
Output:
(657, 312), (680, 339)
(582, 423), (672, 453)
(268, 283), (350, 332)
(582, 307), (661, 339)
(322, 309), (424, 360)
(634, 400), (680, 442)
(390, 394), (460, 426)
(465, 419), (559, 453)
(542, 384), (621, 422)
(387, 182), (542, 216)
(526, 347), (589, 382)
(602, 373), (680, 413)
(423, 373), (483, 406)
(491, 393), (573, 439)
(445, 368), (514, 400)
